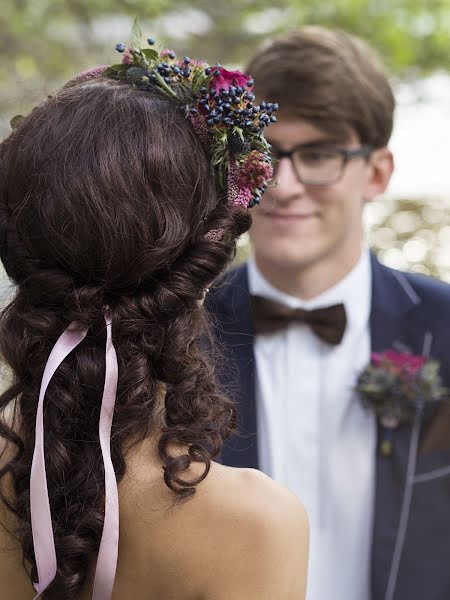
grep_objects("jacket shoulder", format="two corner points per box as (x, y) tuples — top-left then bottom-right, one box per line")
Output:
(206, 263), (248, 315)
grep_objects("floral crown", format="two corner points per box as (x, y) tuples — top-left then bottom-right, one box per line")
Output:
(10, 24), (276, 236)
(100, 22), (277, 211)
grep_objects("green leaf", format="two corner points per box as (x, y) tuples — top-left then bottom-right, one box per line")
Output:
(153, 70), (177, 98)
(103, 67), (126, 78)
(10, 114), (24, 129)
(232, 126), (244, 141)
(108, 63), (127, 72)
(142, 48), (159, 62)
(191, 68), (207, 89)
(131, 17), (142, 52)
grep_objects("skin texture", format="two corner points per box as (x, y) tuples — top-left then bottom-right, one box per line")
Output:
(0, 422), (309, 600)
(250, 115), (394, 299)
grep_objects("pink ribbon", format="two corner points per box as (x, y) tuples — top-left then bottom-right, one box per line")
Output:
(31, 311), (119, 599)
(92, 310), (119, 600)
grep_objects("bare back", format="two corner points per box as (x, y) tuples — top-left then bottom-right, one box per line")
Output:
(0, 435), (309, 600)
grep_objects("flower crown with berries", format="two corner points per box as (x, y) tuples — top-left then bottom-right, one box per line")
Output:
(9, 22), (277, 235)
(103, 21), (277, 211)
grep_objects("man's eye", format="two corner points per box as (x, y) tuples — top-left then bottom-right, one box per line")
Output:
(300, 151), (332, 163)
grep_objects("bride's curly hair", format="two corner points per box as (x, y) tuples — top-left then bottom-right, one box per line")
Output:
(0, 77), (251, 597)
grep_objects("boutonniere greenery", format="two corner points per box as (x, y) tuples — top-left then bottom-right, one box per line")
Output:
(356, 350), (449, 455)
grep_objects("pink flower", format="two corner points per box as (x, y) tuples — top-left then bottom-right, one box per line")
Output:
(189, 113), (209, 145)
(209, 67), (253, 93)
(192, 59), (208, 68)
(233, 188), (253, 208)
(226, 159), (239, 203)
(371, 350), (427, 374)
(160, 49), (175, 58)
(70, 65), (108, 85)
(205, 227), (225, 241)
(122, 49), (133, 65)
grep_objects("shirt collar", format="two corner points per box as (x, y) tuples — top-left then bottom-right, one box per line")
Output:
(248, 247), (372, 335)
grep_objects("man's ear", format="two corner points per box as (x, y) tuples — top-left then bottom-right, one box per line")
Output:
(364, 147), (394, 202)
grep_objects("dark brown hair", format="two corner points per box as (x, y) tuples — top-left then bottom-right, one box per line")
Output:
(0, 77), (250, 597)
(247, 26), (395, 148)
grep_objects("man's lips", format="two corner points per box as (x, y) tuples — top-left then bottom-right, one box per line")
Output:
(262, 210), (319, 222)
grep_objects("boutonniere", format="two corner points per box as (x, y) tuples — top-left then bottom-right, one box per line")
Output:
(356, 350), (448, 455)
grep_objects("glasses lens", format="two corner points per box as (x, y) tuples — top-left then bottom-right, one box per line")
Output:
(292, 148), (344, 185)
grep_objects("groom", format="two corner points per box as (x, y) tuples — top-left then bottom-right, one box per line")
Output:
(208, 27), (450, 600)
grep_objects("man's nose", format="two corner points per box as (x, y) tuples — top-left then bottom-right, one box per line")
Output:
(271, 156), (307, 202)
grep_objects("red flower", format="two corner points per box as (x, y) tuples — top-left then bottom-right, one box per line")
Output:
(209, 67), (253, 93)
(371, 350), (427, 374)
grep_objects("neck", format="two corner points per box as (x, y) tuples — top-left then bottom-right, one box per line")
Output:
(255, 241), (364, 301)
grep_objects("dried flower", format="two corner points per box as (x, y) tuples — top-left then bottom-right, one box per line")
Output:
(122, 49), (133, 65)
(238, 150), (273, 190)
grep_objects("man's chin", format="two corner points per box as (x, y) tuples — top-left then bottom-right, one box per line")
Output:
(255, 246), (326, 272)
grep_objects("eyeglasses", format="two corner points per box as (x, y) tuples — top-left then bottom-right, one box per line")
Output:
(269, 142), (373, 186)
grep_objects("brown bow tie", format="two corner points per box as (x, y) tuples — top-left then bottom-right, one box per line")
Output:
(251, 295), (347, 345)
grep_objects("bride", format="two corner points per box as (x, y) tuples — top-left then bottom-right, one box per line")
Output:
(0, 39), (308, 600)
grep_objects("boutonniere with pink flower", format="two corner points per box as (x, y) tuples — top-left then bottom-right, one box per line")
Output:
(356, 350), (449, 455)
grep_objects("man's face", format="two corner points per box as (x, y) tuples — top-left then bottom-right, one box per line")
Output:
(250, 117), (388, 273)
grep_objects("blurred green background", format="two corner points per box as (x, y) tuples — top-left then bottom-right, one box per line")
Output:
(1, 0), (450, 280)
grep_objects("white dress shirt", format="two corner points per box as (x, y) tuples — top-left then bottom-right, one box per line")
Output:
(248, 249), (376, 600)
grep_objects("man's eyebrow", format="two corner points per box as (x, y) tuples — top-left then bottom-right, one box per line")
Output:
(299, 138), (345, 148)
(268, 138), (346, 150)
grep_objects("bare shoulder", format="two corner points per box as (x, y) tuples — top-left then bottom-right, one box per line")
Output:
(206, 463), (308, 531)
(195, 463), (309, 600)
(117, 457), (308, 599)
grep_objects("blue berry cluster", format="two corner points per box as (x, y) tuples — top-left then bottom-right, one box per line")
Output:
(193, 81), (278, 135)
(113, 42), (277, 138)
(154, 56), (192, 83)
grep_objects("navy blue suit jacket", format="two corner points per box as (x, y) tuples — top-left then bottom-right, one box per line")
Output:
(207, 253), (450, 600)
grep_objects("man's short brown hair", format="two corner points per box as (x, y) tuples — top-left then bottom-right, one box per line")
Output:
(247, 26), (395, 148)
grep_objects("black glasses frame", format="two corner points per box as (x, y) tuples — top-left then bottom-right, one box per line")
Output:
(270, 143), (373, 186)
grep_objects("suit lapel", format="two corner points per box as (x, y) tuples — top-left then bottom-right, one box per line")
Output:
(209, 265), (259, 469)
(370, 252), (422, 354)
(369, 253), (435, 600)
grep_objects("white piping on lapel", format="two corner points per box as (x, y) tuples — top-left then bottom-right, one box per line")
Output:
(413, 465), (450, 484)
(422, 331), (433, 357)
(391, 271), (421, 306)
(384, 411), (422, 600)
(383, 330), (433, 600)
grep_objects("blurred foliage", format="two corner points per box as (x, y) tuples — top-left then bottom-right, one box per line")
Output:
(234, 197), (450, 283)
(366, 197), (450, 282)
(1, 0), (450, 133)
